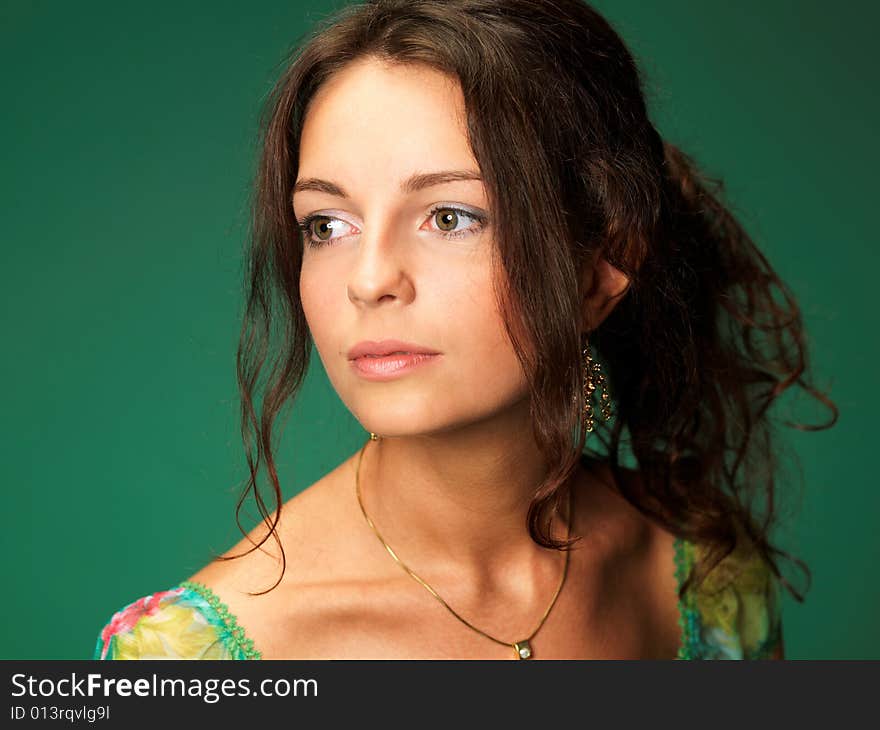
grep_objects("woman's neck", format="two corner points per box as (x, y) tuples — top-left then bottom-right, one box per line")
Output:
(354, 407), (578, 590)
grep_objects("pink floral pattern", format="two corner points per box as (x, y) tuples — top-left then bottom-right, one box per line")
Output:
(97, 588), (185, 660)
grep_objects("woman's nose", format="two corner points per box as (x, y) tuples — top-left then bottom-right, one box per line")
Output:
(346, 226), (415, 308)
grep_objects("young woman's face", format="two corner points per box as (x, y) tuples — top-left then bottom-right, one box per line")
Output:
(296, 57), (529, 437)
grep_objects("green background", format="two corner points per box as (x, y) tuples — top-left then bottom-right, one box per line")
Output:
(2, 0), (875, 659)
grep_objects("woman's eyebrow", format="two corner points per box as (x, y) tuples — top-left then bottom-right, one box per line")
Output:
(292, 169), (482, 198)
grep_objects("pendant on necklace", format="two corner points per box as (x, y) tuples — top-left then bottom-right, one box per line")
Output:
(514, 640), (533, 659)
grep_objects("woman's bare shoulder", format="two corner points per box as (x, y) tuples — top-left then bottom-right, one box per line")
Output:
(577, 456), (683, 655)
(584, 456), (681, 566)
(182, 450), (372, 657)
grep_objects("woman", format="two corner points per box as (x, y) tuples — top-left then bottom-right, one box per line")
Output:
(94, 0), (836, 660)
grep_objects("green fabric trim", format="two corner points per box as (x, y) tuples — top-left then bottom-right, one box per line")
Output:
(673, 537), (701, 660)
(179, 580), (263, 660)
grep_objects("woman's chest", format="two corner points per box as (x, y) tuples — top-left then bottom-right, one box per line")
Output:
(248, 533), (682, 660)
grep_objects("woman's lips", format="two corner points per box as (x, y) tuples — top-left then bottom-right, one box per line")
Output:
(350, 352), (441, 381)
(347, 339), (439, 359)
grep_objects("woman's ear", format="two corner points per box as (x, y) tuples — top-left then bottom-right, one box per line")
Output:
(580, 253), (631, 332)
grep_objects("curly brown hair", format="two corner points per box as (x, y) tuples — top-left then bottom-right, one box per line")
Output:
(221, 0), (838, 602)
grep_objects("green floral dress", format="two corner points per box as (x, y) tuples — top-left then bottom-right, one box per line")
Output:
(93, 537), (782, 660)
(673, 537), (783, 659)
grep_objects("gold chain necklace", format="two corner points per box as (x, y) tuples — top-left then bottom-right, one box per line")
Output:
(354, 435), (572, 660)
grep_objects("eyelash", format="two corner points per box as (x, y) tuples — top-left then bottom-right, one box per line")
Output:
(295, 205), (488, 248)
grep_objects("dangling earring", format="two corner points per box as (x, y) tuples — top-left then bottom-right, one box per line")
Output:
(581, 335), (613, 432)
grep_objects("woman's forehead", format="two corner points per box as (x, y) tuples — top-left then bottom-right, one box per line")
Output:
(299, 58), (472, 166)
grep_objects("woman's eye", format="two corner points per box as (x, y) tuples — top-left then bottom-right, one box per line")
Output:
(296, 215), (354, 246)
(426, 206), (487, 240)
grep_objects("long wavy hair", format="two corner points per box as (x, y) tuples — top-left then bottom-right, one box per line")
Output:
(219, 0), (838, 600)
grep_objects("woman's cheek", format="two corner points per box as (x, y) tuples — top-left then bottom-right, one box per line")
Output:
(301, 255), (337, 315)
